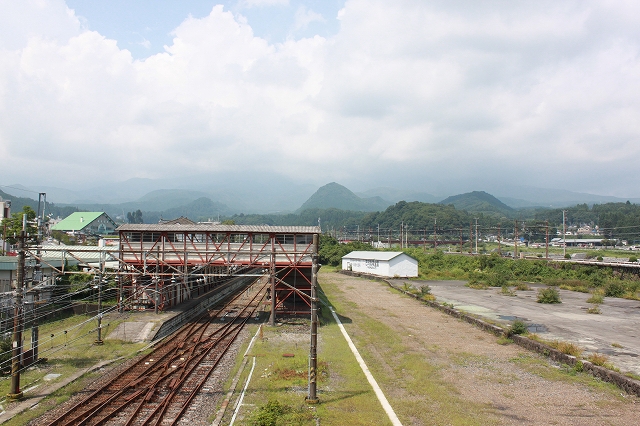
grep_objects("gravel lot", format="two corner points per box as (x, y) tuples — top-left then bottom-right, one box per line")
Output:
(324, 271), (638, 425)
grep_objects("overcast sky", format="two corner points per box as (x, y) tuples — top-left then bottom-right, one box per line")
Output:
(1, 0), (639, 198)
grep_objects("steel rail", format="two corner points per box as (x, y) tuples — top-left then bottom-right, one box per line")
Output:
(43, 279), (260, 426)
(134, 284), (267, 426)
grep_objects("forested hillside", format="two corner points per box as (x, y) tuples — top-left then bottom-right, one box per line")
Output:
(0, 188), (78, 219)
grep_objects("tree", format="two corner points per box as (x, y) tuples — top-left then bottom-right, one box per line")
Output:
(1, 206), (37, 245)
(127, 209), (144, 224)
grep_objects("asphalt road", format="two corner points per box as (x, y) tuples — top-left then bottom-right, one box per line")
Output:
(391, 279), (640, 377)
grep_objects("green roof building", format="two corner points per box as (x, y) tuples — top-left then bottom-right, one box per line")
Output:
(51, 212), (117, 235)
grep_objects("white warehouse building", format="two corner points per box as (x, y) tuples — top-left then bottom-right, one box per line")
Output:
(341, 251), (419, 278)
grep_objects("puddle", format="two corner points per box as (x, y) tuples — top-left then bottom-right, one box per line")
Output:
(498, 316), (547, 333)
(527, 323), (548, 333)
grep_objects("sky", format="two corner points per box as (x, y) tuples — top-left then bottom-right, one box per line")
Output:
(1, 0), (639, 198)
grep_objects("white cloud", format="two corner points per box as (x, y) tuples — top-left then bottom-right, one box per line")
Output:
(293, 6), (325, 32)
(1, 0), (640, 196)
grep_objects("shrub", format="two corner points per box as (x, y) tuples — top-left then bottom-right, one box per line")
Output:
(514, 282), (531, 291)
(249, 400), (287, 426)
(586, 291), (604, 304)
(487, 272), (508, 287)
(419, 285), (432, 296)
(586, 306), (601, 314)
(537, 287), (561, 304)
(564, 253), (571, 259)
(629, 256), (638, 263)
(597, 256), (603, 262)
(248, 400), (314, 426)
(605, 282), (626, 298)
(500, 284), (515, 296)
(509, 320), (528, 336)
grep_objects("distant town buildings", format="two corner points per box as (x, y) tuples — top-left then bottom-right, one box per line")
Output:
(51, 212), (117, 235)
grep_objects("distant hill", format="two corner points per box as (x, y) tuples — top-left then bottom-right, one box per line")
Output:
(356, 187), (440, 204)
(0, 188), (78, 219)
(297, 182), (392, 213)
(158, 197), (231, 222)
(439, 191), (514, 218)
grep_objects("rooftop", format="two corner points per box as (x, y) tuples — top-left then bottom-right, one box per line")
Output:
(117, 224), (321, 234)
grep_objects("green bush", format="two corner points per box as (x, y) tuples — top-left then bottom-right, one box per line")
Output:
(248, 400), (314, 426)
(605, 282), (626, 298)
(564, 253), (571, 259)
(537, 287), (561, 304)
(629, 256), (638, 263)
(487, 272), (508, 287)
(509, 319), (528, 336)
(597, 256), (603, 262)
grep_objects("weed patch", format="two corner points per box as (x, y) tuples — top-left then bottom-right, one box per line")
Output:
(537, 287), (561, 304)
(587, 353), (609, 367)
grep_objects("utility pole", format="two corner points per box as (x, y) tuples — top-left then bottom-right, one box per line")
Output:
(433, 218), (437, 250)
(514, 220), (519, 258)
(8, 214), (26, 400)
(400, 222), (403, 249)
(31, 192), (45, 363)
(307, 234), (319, 404)
(469, 224), (473, 254)
(497, 224), (501, 255)
(474, 218), (479, 254)
(562, 210), (567, 258)
(459, 228), (463, 253)
(545, 220), (549, 260)
(269, 236), (276, 326)
(95, 251), (104, 345)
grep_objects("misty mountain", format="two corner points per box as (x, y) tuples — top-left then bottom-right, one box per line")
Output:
(355, 187), (440, 204)
(439, 191), (514, 218)
(493, 186), (640, 208)
(297, 182), (392, 213)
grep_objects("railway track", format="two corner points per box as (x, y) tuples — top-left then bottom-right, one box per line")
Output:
(43, 278), (268, 426)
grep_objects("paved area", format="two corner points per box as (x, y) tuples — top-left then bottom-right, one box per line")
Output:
(392, 279), (640, 376)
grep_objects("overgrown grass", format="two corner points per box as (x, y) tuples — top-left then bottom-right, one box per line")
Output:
(587, 353), (609, 367)
(0, 313), (147, 425)
(399, 250), (640, 300)
(265, 273), (497, 425)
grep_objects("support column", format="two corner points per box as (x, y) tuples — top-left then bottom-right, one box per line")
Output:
(269, 235), (276, 326)
(307, 233), (319, 403)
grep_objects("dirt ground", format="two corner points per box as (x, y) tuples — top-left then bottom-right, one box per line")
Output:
(322, 271), (639, 426)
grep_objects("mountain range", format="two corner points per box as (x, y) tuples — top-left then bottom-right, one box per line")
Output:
(2, 179), (640, 223)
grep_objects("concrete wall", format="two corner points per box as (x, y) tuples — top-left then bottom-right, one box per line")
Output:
(389, 256), (419, 277)
(342, 254), (418, 278)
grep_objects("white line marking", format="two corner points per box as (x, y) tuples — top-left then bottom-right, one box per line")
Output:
(229, 356), (256, 426)
(330, 307), (403, 426)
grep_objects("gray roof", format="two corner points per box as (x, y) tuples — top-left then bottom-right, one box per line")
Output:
(342, 251), (409, 261)
(117, 224), (321, 233)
